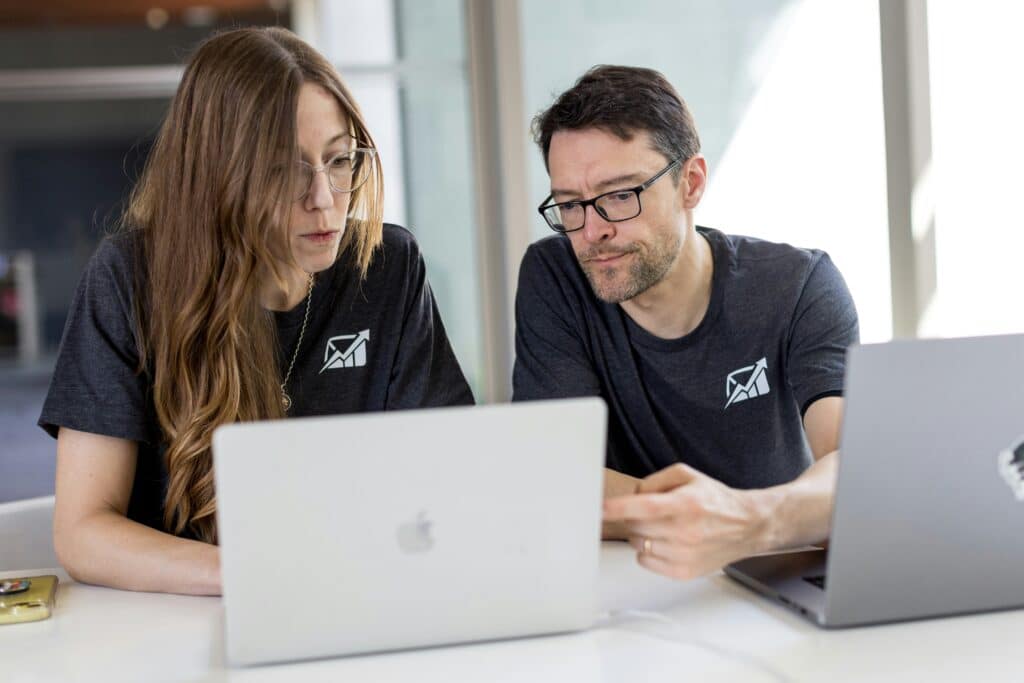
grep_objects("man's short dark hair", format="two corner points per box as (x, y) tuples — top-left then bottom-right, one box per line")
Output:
(532, 65), (701, 181)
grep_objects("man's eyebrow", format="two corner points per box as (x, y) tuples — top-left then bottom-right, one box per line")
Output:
(550, 172), (646, 199)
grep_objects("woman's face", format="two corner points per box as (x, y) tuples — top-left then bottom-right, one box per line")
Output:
(288, 82), (354, 275)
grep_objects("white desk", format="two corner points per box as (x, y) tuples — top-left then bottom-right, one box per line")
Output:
(2, 543), (1021, 682)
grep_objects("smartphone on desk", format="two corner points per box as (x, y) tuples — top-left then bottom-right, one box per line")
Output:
(0, 575), (58, 625)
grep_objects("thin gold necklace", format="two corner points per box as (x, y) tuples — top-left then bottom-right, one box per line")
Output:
(280, 273), (314, 412)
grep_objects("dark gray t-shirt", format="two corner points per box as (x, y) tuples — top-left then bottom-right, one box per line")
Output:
(513, 227), (859, 489)
(39, 223), (474, 537)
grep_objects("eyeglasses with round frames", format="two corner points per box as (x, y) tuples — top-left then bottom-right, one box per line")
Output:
(293, 147), (376, 202)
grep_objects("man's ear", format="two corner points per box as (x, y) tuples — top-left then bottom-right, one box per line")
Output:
(680, 154), (708, 210)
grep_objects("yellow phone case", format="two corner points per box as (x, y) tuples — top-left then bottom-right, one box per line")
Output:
(0, 575), (58, 625)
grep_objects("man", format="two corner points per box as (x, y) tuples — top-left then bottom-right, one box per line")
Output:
(513, 65), (857, 580)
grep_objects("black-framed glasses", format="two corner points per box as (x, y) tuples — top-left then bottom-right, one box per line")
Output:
(294, 147), (376, 201)
(537, 157), (682, 233)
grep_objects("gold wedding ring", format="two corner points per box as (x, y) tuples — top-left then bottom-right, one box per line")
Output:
(642, 537), (652, 555)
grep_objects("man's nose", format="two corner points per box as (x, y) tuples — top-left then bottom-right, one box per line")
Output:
(580, 204), (615, 243)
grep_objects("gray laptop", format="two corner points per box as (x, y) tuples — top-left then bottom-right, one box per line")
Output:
(213, 398), (606, 665)
(726, 334), (1024, 628)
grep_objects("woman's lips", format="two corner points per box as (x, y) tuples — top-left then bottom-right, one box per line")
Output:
(301, 231), (339, 245)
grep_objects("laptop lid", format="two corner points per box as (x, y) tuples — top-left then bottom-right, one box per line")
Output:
(824, 334), (1024, 626)
(213, 397), (606, 665)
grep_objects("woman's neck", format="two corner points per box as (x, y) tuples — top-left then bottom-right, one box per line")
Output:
(260, 267), (310, 312)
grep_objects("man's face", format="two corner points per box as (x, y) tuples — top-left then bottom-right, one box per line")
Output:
(547, 127), (686, 303)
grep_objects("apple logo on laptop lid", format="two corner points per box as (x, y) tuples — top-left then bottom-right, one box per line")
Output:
(997, 436), (1024, 501)
(396, 511), (435, 553)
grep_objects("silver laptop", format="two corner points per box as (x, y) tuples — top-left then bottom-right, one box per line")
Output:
(212, 398), (606, 665)
(726, 334), (1024, 628)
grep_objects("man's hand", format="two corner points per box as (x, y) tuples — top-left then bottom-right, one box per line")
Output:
(602, 463), (771, 580)
(602, 468), (641, 540)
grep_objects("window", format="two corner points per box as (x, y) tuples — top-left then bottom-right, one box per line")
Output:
(520, 0), (891, 341)
(315, 0), (485, 395)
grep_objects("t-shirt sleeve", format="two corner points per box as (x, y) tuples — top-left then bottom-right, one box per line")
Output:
(38, 238), (157, 443)
(384, 241), (475, 409)
(785, 252), (860, 416)
(512, 243), (602, 401)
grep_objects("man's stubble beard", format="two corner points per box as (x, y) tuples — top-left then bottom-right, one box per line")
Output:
(582, 227), (683, 304)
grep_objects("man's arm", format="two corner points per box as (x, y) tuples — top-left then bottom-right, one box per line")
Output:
(757, 395), (843, 550)
(602, 396), (843, 580)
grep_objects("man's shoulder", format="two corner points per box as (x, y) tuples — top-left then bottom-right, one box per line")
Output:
(516, 235), (607, 329)
(527, 233), (573, 256)
(704, 227), (827, 279)
(520, 234), (581, 281)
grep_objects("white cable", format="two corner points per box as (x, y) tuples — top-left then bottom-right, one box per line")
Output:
(596, 609), (794, 683)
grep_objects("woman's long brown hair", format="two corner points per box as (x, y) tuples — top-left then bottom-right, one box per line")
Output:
(123, 27), (384, 543)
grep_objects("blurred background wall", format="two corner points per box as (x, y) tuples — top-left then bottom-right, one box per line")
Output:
(1, 0), (1021, 502)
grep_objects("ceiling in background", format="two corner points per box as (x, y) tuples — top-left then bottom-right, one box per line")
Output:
(0, 0), (287, 28)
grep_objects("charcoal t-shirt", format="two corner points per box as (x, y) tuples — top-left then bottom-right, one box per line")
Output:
(39, 224), (474, 536)
(513, 227), (859, 488)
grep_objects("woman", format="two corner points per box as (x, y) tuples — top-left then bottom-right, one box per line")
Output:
(38, 27), (474, 595)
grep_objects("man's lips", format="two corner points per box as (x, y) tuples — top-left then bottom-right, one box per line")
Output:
(585, 251), (632, 264)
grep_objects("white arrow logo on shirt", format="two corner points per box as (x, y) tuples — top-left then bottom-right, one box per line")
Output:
(724, 357), (770, 409)
(320, 329), (370, 373)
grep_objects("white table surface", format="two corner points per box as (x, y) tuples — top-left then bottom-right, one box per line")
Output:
(2, 542), (1021, 683)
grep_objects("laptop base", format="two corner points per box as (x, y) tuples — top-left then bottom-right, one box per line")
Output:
(725, 550), (828, 626)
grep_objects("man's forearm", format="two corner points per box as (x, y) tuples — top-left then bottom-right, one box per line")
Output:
(748, 451), (839, 553)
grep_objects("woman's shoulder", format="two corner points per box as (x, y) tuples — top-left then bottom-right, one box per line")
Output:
(365, 223), (426, 276)
(325, 223), (424, 299)
(82, 229), (144, 295)
(379, 222), (422, 256)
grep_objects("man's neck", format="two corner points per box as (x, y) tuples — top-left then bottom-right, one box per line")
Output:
(620, 226), (713, 340)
